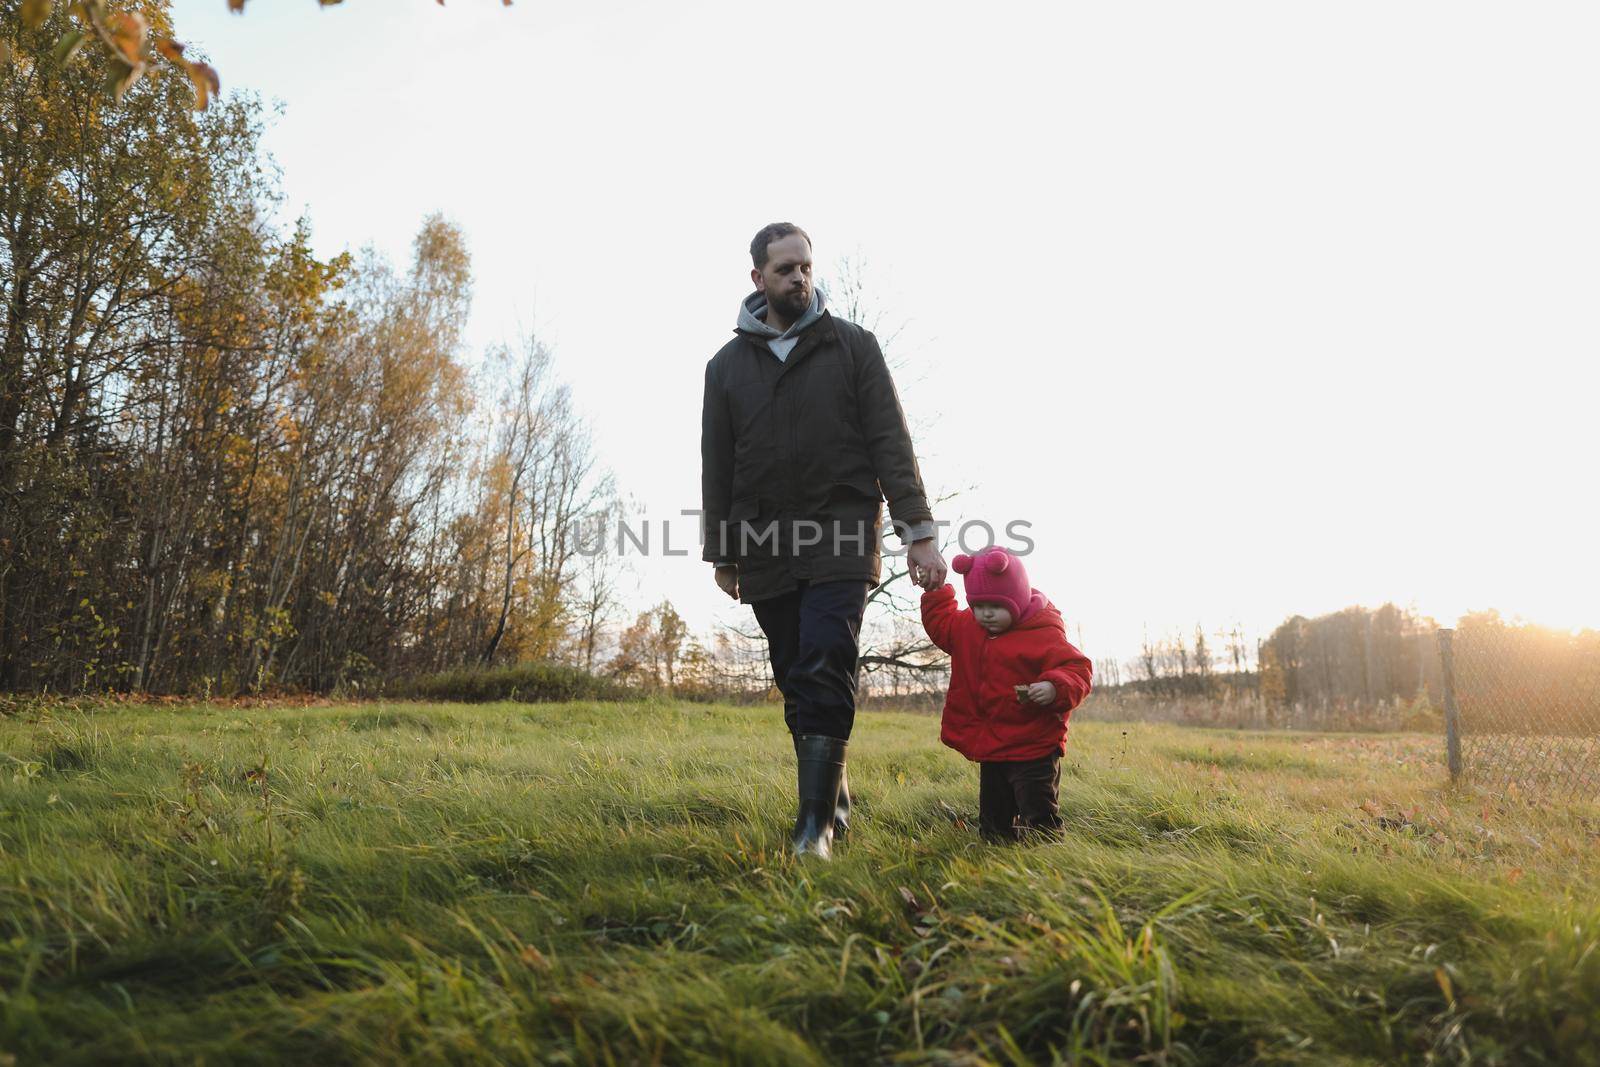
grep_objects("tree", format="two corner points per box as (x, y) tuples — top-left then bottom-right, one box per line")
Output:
(606, 599), (689, 691)
(5, 0), (511, 115)
(4, 3), (614, 696)
(818, 254), (966, 693)
(474, 332), (610, 668)
(2, 2), (275, 689)
(568, 495), (629, 674)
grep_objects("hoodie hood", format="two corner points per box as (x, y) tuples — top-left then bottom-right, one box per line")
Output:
(1012, 590), (1054, 629)
(737, 287), (827, 339)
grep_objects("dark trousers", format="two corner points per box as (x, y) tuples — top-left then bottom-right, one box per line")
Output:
(978, 755), (1063, 842)
(752, 579), (871, 740)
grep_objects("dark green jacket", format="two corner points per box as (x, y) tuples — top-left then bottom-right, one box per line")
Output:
(700, 311), (932, 603)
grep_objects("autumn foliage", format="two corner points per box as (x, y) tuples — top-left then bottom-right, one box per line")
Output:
(3, 0), (511, 112)
(2, 2), (616, 695)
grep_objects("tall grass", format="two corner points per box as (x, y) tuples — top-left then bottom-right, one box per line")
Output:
(1, 703), (1595, 1065)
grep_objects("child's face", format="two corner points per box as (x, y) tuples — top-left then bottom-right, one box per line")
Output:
(971, 600), (1014, 635)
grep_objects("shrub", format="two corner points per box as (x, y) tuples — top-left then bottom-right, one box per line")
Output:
(392, 662), (631, 704)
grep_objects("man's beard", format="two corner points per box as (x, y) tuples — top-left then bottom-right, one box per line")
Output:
(771, 287), (811, 321)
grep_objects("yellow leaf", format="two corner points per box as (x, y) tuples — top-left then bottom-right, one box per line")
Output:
(106, 10), (147, 64)
(153, 38), (216, 110)
(1434, 966), (1455, 1006)
(186, 60), (220, 110)
(22, 0), (52, 31)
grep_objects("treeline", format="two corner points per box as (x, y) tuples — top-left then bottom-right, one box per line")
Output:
(1451, 611), (1600, 737)
(1085, 607), (1600, 736)
(1081, 605), (1444, 731)
(1, 6), (622, 695)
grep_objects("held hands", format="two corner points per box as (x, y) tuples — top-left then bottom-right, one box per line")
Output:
(907, 538), (948, 591)
(718, 539), (946, 598)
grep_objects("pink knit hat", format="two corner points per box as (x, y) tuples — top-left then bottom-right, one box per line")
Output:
(952, 546), (1033, 622)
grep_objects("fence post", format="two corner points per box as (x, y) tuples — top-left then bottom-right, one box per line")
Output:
(1437, 628), (1463, 781)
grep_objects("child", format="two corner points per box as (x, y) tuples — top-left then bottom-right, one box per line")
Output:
(920, 545), (1093, 842)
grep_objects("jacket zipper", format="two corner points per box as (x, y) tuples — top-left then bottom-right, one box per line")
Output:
(974, 632), (991, 716)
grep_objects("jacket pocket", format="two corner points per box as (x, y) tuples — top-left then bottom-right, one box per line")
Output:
(728, 497), (775, 561)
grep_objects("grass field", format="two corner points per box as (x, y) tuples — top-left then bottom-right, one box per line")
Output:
(2, 700), (1597, 1065)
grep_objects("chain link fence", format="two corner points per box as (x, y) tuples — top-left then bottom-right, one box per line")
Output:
(1439, 624), (1600, 794)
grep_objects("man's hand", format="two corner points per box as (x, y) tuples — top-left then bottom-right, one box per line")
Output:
(907, 538), (947, 591)
(713, 564), (739, 600)
(1026, 681), (1057, 707)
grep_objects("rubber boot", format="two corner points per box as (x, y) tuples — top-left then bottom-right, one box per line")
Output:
(834, 762), (852, 840)
(794, 733), (851, 840)
(792, 734), (847, 859)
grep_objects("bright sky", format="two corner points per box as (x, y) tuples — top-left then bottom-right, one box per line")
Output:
(171, 0), (1600, 664)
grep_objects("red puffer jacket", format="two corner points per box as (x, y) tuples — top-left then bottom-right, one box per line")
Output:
(920, 583), (1093, 762)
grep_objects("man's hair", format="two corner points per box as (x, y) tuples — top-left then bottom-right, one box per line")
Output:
(749, 222), (812, 269)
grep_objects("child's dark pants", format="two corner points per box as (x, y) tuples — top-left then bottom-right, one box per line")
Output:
(978, 755), (1063, 842)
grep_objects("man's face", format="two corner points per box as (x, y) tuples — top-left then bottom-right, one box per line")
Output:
(751, 233), (813, 321)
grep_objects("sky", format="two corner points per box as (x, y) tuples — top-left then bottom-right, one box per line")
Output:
(169, 0), (1600, 665)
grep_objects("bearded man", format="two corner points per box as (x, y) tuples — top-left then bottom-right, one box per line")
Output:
(700, 222), (947, 858)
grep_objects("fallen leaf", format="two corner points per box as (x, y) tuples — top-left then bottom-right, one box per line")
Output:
(228, 0), (245, 10)
(898, 886), (925, 916)
(1435, 966), (1455, 1006)
(1506, 867), (1524, 884)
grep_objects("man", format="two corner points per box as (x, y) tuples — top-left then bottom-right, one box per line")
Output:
(701, 222), (948, 859)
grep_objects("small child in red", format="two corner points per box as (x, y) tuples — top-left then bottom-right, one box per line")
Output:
(920, 545), (1093, 842)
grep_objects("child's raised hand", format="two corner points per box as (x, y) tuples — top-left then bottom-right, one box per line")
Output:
(1026, 681), (1057, 706)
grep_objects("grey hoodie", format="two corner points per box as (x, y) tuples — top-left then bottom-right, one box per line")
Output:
(737, 288), (828, 362)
